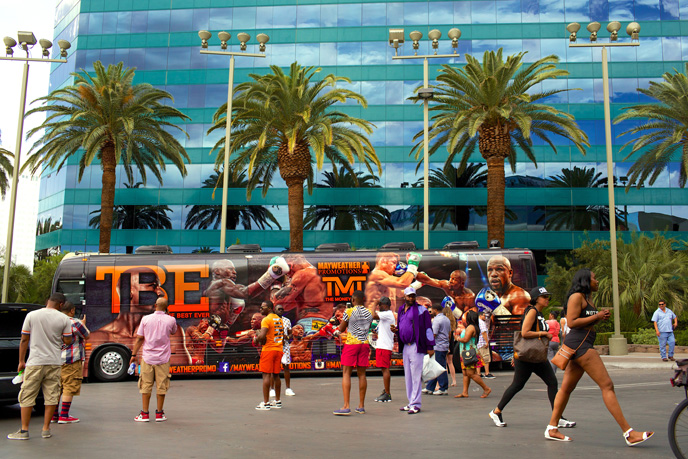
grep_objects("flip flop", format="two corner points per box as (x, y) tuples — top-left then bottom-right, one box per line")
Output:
(480, 389), (492, 398)
(454, 394), (468, 398)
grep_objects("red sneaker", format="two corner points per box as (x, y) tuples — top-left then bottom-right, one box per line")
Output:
(134, 411), (150, 422)
(58, 416), (80, 424)
(155, 410), (167, 422)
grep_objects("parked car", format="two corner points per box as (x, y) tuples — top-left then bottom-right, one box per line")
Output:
(0, 303), (45, 409)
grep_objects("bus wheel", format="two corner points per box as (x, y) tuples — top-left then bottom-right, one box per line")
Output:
(92, 346), (129, 382)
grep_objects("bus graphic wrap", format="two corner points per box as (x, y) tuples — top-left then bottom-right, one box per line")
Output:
(53, 249), (536, 380)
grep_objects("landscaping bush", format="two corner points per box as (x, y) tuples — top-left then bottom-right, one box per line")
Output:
(594, 332), (635, 346)
(631, 328), (657, 345)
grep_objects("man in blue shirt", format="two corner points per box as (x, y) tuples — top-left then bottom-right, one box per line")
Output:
(652, 300), (678, 361)
(423, 303), (450, 395)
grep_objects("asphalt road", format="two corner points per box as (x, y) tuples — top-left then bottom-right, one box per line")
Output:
(0, 368), (681, 458)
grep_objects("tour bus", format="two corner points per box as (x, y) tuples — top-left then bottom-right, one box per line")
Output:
(52, 242), (537, 381)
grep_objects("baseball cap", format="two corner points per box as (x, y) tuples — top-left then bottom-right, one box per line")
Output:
(529, 286), (551, 304)
(404, 286), (417, 296)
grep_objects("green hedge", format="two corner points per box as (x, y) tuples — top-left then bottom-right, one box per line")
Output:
(594, 332), (635, 346)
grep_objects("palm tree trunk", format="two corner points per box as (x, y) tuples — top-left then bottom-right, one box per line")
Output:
(286, 178), (304, 251)
(98, 145), (116, 253)
(486, 156), (505, 248)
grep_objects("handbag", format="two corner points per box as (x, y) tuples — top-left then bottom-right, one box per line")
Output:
(551, 329), (591, 371)
(461, 346), (479, 366)
(513, 308), (550, 363)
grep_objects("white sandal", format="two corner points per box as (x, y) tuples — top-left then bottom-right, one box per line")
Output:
(623, 428), (654, 447)
(544, 425), (572, 442)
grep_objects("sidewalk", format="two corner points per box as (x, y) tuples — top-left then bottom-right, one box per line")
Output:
(601, 352), (688, 369)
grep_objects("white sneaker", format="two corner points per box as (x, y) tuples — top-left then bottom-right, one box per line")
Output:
(285, 388), (296, 396)
(269, 389), (276, 398)
(432, 390), (448, 395)
(558, 417), (576, 428)
(489, 410), (506, 427)
(421, 389), (432, 394)
(255, 402), (271, 411)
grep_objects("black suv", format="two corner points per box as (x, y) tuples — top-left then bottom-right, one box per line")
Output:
(0, 303), (44, 407)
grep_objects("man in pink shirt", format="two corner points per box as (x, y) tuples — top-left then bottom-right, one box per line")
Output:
(129, 297), (178, 422)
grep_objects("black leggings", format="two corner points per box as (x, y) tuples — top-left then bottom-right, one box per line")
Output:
(497, 359), (558, 411)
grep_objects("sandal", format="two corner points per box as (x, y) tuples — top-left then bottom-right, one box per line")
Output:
(544, 425), (572, 442)
(623, 428), (654, 447)
(480, 388), (492, 398)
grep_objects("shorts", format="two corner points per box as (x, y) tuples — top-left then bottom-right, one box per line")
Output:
(477, 346), (491, 364)
(260, 350), (283, 374)
(138, 360), (171, 395)
(342, 343), (370, 368)
(19, 365), (61, 407)
(61, 361), (84, 396)
(563, 329), (597, 360)
(375, 348), (392, 368)
(460, 355), (485, 371)
(281, 347), (291, 365)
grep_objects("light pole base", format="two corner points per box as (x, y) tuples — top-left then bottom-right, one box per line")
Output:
(608, 336), (629, 356)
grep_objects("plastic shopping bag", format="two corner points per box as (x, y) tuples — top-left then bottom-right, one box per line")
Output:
(422, 354), (445, 382)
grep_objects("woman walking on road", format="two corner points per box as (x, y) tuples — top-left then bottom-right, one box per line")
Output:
(455, 310), (491, 398)
(544, 268), (654, 446)
(488, 287), (575, 428)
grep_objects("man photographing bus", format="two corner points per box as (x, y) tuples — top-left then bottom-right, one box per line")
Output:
(130, 297), (178, 422)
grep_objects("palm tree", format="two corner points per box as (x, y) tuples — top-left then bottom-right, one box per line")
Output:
(304, 166), (393, 230)
(615, 64), (688, 188)
(36, 216), (62, 236)
(22, 61), (190, 253)
(192, 247), (218, 253)
(0, 148), (13, 199)
(412, 49), (589, 247)
(411, 163), (487, 231)
(208, 62), (380, 251)
(88, 182), (172, 254)
(536, 166), (621, 230)
(184, 171), (281, 230)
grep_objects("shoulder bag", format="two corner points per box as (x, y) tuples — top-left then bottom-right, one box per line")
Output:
(459, 329), (479, 366)
(550, 329), (591, 371)
(513, 308), (550, 363)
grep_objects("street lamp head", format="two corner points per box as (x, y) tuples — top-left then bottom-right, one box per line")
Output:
(237, 32), (250, 51)
(39, 38), (52, 58)
(198, 30), (211, 48)
(417, 87), (434, 100)
(256, 33), (269, 52)
(3, 36), (16, 56)
(218, 31), (231, 50)
(388, 28), (405, 56)
(626, 22), (640, 40)
(58, 39), (71, 58)
(428, 29), (441, 52)
(409, 30), (422, 54)
(448, 28), (461, 53)
(566, 22), (580, 43)
(607, 21), (621, 41)
(586, 22), (601, 42)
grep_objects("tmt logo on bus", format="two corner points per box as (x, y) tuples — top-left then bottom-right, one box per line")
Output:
(317, 260), (370, 302)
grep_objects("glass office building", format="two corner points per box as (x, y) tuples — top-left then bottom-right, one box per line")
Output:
(37, 0), (688, 260)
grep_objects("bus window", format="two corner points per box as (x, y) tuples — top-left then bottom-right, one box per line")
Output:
(56, 279), (86, 311)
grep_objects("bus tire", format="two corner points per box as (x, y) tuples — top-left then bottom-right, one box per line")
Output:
(92, 346), (129, 382)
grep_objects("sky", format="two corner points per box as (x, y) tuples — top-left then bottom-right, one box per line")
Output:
(0, 0), (59, 270)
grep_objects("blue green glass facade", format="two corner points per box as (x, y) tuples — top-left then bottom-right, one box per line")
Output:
(37, 0), (688, 256)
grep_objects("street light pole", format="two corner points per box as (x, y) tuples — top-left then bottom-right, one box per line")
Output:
(0, 32), (69, 303)
(389, 28), (461, 250)
(198, 31), (268, 253)
(567, 21), (640, 356)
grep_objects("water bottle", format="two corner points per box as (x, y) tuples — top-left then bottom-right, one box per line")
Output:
(127, 363), (136, 375)
(12, 370), (23, 385)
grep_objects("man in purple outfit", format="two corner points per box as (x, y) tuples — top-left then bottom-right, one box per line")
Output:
(394, 286), (434, 415)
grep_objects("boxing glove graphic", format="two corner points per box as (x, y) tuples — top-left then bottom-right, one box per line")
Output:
(475, 287), (500, 313)
(394, 261), (408, 276)
(256, 257), (291, 289)
(405, 252), (422, 275)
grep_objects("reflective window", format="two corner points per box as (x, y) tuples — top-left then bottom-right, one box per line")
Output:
(256, 6), (273, 29)
(571, 78), (595, 103)
(88, 13), (103, 35)
(472, 40), (498, 57)
(428, 2), (455, 24)
(78, 13), (89, 35)
(168, 47), (191, 70)
(521, 0), (540, 21)
(272, 44), (296, 67)
(662, 0), (680, 18)
(274, 6), (297, 28)
(320, 43), (337, 66)
(589, 0), (610, 21)
(566, 44), (593, 63)
(209, 8), (232, 30)
(147, 10), (170, 33)
(336, 42), (361, 66)
(681, 0), (688, 19)
(131, 11), (148, 33)
(297, 5), (320, 28)
(404, 2), (428, 25)
(497, 39), (523, 57)
(116, 12), (132, 34)
(102, 12), (118, 34)
(637, 0), (661, 19)
(204, 85), (227, 108)
(361, 81), (386, 105)
(338, 4), (361, 27)
(611, 78), (639, 103)
(362, 3), (386, 26)
(128, 48), (145, 70)
(188, 85), (206, 109)
(539, 0), (564, 21)
(637, 37), (661, 61)
(472, 1), (496, 23)
(539, 39), (566, 61)
(497, 0), (522, 23)
(321, 5), (337, 27)
(564, 1), (590, 22)
(385, 80), (403, 105)
(663, 37), (682, 61)
(100, 49), (115, 67)
(521, 39), (540, 62)
(171, 9), (193, 32)
(387, 2), (404, 25)
(166, 85), (189, 108)
(296, 43), (320, 66)
(361, 42), (386, 65)
(609, 0), (635, 20)
(145, 48), (168, 71)
(192, 8), (210, 31)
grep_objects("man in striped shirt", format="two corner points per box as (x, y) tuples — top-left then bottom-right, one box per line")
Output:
(52, 301), (90, 424)
(333, 290), (373, 416)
